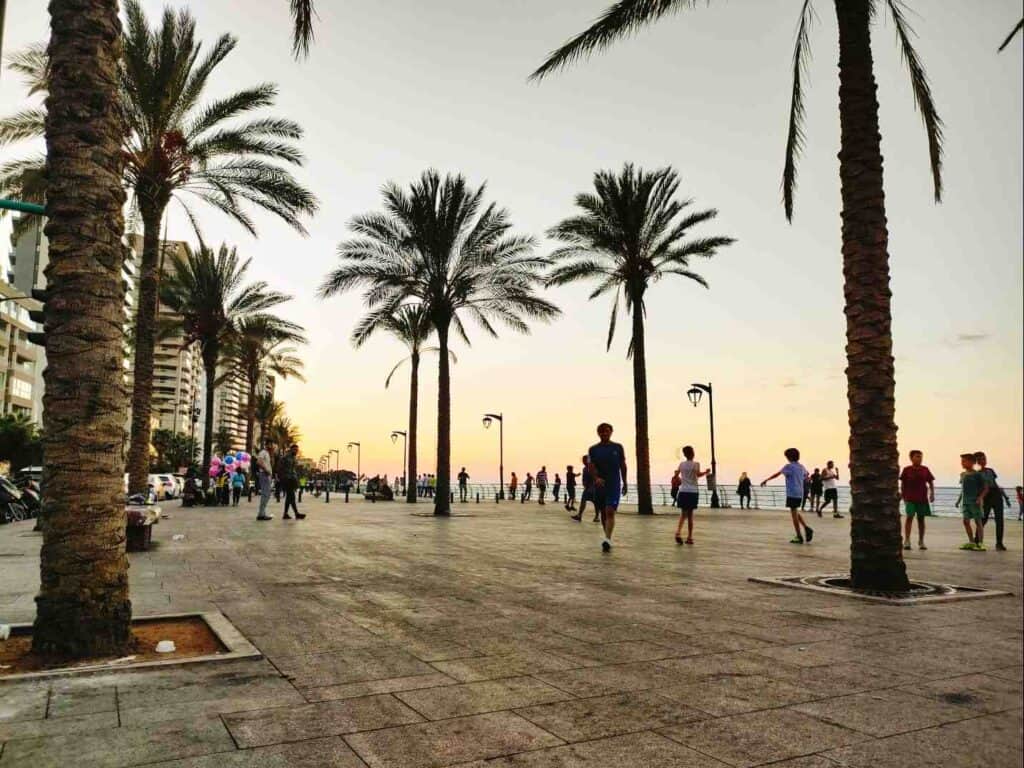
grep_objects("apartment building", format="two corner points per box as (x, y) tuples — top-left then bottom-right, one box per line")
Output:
(0, 280), (40, 420)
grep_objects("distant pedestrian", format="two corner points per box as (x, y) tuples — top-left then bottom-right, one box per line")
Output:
(521, 472), (533, 502)
(675, 445), (709, 545)
(231, 469), (245, 506)
(900, 449), (934, 551)
(761, 448), (814, 544)
(1017, 487), (1024, 521)
(975, 451), (1011, 551)
(670, 469), (681, 504)
(418, 474), (427, 497)
(577, 455), (598, 523)
(589, 423), (628, 553)
(809, 469), (823, 516)
(956, 453), (986, 550)
(820, 460), (841, 518)
(565, 465), (578, 513)
(458, 467), (470, 502)
(552, 473), (562, 503)
(256, 439), (275, 521)
(427, 474), (436, 498)
(801, 468), (811, 511)
(298, 475), (307, 502)
(509, 472), (518, 501)
(279, 443), (305, 520)
(536, 467), (548, 505)
(736, 472), (752, 509)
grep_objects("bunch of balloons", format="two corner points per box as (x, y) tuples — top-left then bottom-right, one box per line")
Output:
(208, 451), (253, 477)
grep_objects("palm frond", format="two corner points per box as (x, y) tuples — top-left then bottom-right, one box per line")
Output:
(530, 0), (702, 82)
(291, 0), (317, 59)
(0, 108), (46, 147)
(998, 18), (1022, 51)
(782, 0), (816, 222)
(5, 43), (48, 95)
(886, 0), (944, 203)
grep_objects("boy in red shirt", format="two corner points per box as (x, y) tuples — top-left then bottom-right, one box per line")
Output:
(900, 449), (935, 550)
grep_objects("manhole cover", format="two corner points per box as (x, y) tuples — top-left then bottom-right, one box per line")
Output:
(749, 573), (1011, 605)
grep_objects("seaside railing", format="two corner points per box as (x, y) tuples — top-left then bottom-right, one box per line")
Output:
(425, 482), (1020, 519)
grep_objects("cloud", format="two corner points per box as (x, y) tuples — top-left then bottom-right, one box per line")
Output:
(955, 332), (990, 343)
(781, 377), (799, 389)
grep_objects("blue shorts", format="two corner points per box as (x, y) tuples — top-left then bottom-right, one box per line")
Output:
(677, 491), (699, 512)
(595, 485), (621, 510)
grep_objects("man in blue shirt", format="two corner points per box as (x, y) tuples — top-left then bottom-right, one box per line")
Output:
(588, 423), (628, 552)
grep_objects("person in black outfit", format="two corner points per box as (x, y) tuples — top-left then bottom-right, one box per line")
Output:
(552, 473), (561, 503)
(736, 472), (752, 509)
(810, 469), (824, 516)
(565, 465), (577, 512)
(458, 467), (470, 502)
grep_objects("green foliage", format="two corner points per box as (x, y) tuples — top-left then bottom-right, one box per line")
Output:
(0, 414), (43, 472)
(214, 426), (234, 456)
(151, 429), (198, 472)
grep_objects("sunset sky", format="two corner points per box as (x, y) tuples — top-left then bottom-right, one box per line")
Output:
(2, 1), (1021, 487)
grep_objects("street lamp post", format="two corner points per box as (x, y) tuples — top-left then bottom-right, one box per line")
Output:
(482, 413), (504, 500)
(328, 448), (340, 490)
(347, 442), (361, 492)
(390, 431), (407, 496)
(687, 382), (720, 508)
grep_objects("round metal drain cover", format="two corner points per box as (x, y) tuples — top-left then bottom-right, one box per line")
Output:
(806, 575), (956, 599)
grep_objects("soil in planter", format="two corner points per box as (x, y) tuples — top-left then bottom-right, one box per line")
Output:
(0, 616), (226, 675)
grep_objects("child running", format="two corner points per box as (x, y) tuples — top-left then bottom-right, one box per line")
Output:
(675, 445), (709, 545)
(956, 453), (988, 550)
(761, 448), (814, 544)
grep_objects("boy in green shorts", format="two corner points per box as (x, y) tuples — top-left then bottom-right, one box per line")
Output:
(955, 453), (988, 551)
(899, 450), (934, 550)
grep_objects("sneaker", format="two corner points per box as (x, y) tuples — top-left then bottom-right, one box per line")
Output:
(295, 513), (307, 520)
(675, 535), (683, 545)
(805, 527), (814, 543)
(282, 514), (292, 520)
(959, 542), (974, 550)
(996, 544), (1007, 551)
(256, 516), (271, 521)
(903, 541), (911, 550)
(833, 513), (844, 518)
(790, 536), (804, 544)
(570, 514), (581, 521)
(592, 517), (600, 523)
(602, 540), (611, 552)
(973, 543), (987, 551)
(918, 542), (927, 550)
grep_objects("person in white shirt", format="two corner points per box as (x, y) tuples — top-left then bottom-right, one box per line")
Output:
(675, 445), (710, 545)
(256, 439), (275, 521)
(819, 460), (842, 518)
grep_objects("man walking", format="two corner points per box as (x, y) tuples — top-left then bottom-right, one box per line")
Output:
(256, 439), (275, 521)
(458, 467), (470, 502)
(537, 466), (548, 505)
(565, 465), (577, 513)
(589, 423), (628, 552)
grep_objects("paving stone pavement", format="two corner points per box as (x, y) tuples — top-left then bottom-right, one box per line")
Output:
(0, 497), (1021, 767)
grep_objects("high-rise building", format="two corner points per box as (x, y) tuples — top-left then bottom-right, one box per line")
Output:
(0, 280), (40, 421)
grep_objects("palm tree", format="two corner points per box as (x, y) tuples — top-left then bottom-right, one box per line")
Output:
(350, 303), (454, 504)
(289, 0), (316, 57)
(531, 0), (944, 591)
(32, 0), (132, 656)
(0, 2), (318, 497)
(160, 243), (293, 488)
(254, 392), (284, 446)
(320, 170), (560, 515)
(547, 164), (734, 515)
(221, 316), (307, 454)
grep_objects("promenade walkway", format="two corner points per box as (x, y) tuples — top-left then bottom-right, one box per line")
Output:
(0, 498), (1020, 767)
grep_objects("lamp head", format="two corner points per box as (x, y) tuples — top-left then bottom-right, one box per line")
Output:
(687, 387), (702, 407)
(391, 432), (398, 444)
(482, 416), (492, 429)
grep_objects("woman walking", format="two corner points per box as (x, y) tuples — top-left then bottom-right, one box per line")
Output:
(279, 443), (306, 520)
(231, 469), (245, 506)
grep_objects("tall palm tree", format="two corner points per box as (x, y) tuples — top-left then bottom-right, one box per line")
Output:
(547, 164), (734, 516)
(32, 0), (132, 657)
(160, 243), (293, 488)
(221, 315), (307, 454)
(531, 0), (944, 591)
(0, 2), (318, 497)
(320, 170), (560, 515)
(351, 303), (454, 504)
(254, 392), (284, 446)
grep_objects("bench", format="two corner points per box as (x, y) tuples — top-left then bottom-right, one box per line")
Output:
(126, 505), (161, 552)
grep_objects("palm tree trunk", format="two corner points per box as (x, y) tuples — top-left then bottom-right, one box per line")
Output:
(406, 349), (419, 504)
(125, 202), (164, 494)
(245, 374), (257, 454)
(630, 295), (653, 515)
(434, 322), (451, 516)
(835, 0), (909, 591)
(33, 0), (132, 656)
(201, 347), (218, 490)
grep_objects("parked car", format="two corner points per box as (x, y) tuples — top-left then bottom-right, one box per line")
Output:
(153, 474), (177, 499)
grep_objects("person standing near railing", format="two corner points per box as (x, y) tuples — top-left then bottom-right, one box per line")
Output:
(820, 460), (842, 518)
(458, 467), (470, 502)
(536, 467), (548, 505)
(552, 472), (561, 504)
(670, 469), (681, 505)
(565, 465), (577, 512)
(736, 473), (752, 509)
(509, 472), (518, 501)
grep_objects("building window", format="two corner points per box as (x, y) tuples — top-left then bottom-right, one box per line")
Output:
(10, 378), (32, 400)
